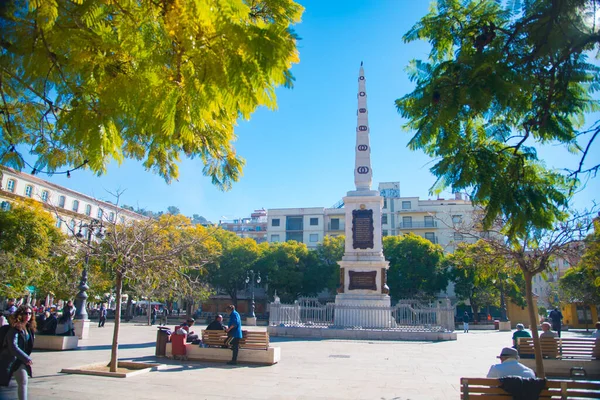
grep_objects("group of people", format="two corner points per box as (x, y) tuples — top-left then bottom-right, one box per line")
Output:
(172, 304), (242, 365)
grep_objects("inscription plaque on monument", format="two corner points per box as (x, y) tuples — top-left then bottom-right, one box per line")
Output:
(352, 209), (374, 249)
(348, 270), (377, 291)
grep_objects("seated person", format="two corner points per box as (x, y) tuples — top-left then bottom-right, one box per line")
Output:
(540, 321), (557, 338)
(206, 315), (226, 331)
(41, 312), (58, 335)
(592, 321), (600, 338)
(512, 323), (532, 348)
(539, 322), (558, 358)
(487, 347), (535, 378)
(177, 318), (200, 343)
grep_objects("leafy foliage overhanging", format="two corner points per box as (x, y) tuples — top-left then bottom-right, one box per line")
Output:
(0, 0), (303, 189)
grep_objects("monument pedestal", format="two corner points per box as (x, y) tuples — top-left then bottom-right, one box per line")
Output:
(499, 321), (511, 331)
(245, 317), (257, 326)
(74, 319), (91, 339)
(334, 294), (393, 328)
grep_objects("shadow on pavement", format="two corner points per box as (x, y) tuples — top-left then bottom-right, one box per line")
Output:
(77, 341), (156, 351)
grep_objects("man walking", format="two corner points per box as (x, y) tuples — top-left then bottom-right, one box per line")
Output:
(549, 307), (563, 338)
(98, 304), (107, 328)
(225, 305), (242, 365)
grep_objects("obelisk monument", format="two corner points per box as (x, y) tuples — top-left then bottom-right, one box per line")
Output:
(334, 63), (391, 328)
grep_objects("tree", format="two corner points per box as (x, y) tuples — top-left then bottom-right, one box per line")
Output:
(206, 232), (263, 307)
(0, 0), (304, 188)
(312, 235), (345, 295)
(396, 0), (599, 236)
(560, 264), (600, 330)
(93, 213), (216, 372)
(397, 0), (600, 377)
(191, 214), (209, 225)
(0, 199), (66, 298)
(383, 233), (449, 300)
(167, 206), (180, 215)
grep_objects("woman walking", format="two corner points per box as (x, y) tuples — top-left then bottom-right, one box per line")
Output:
(0, 305), (36, 400)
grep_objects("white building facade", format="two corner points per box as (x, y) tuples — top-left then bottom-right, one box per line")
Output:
(0, 166), (144, 232)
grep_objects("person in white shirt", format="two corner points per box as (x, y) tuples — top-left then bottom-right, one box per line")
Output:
(592, 322), (600, 338)
(487, 347), (536, 378)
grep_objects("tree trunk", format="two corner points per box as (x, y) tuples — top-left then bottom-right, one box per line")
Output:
(109, 270), (123, 373)
(471, 303), (479, 323)
(524, 271), (545, 378)
(125, 296), (133, 322)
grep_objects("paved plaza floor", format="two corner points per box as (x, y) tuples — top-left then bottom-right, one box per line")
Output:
(0, 322), (593, 400)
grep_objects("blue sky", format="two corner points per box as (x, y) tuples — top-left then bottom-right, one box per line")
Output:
(36, 0), (599, 222)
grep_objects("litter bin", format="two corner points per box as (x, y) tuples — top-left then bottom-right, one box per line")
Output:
(156, 327), (170, 356)
(494, 320), (500, 330)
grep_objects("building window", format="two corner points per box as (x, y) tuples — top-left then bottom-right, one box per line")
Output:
(454, 232), (464, 241)
(56, 219), (62, 228)
(97, 208), (104, 219)
(286, 232), (303, 242)
(310, 217), (319, 226)
(1, 201), (10, 211)
(452, 215), (463, 224)
(272, 218), (280, 227)
(383, 230), (389, 236)
(383, 198), (387, 209)
(25, 185), (33, 197)
(309, 233), (319, 242)
(6, 179), (15, 193)
(58, 196), (66, 208)
(85, 204), (92, 216)
(402, 216), (412, 228)
(286, 216), (303, 231)
(109, 212), (115, 222)
(120, 216), (125, 224)
(72, 200), (80, 212)
(382, 214), (388, 225)
(41, 190), (49, 202)
(271, 234), (280, 242)
(331, 218), (340, 230)
(424, 232), (436, 243)
(69, 220), (76, 234)
(576, 305), (593, 324)
(402, 201), (411, 209)
(424, 216), (434, 227)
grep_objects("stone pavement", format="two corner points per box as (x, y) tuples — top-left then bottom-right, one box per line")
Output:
(0, 322), (592, 400)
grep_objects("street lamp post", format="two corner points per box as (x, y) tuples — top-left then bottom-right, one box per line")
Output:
(245, 270), (261, 319)
(75, 219), (104, 320)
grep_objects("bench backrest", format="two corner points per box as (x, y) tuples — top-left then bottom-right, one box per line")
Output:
(201, 330), (270, 350)
(518, 337), (600, 359)
(461, 377), (600, 399)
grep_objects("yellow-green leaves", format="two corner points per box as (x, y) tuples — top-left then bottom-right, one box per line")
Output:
(1, 0), (303, 189)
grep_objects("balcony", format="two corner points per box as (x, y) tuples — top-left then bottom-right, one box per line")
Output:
(397, 221), (438, 229)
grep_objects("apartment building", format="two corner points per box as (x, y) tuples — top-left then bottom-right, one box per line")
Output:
(266, 182), (479, 252)
(218, 209), (268, 243)
(0, 166), (144, 233)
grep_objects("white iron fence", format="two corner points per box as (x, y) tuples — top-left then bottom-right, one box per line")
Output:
(269, 297), (455, 332)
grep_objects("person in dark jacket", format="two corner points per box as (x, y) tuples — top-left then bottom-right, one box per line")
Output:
(206, 315), (226, 331)
(0, 305), (36, 400)
(549, 307), (563, 338)
(40, 313), (57, 335)
(462, 311), (470, 333)
(98, 304), (107, 328)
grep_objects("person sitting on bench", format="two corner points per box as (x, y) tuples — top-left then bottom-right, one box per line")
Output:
(206, 315), (226, 331)
(177, 318), (200, 343)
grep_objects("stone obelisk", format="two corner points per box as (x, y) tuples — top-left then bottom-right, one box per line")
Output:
(334, 63), (391, 328)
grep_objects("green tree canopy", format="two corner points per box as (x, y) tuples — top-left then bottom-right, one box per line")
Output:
(0, 199), (67, 297)
(0, 0), (303, 188)
(383, 233), (449, 300)
(396, 0), (600, 238)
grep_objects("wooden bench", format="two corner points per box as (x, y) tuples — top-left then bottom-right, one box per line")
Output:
(517, 337), (600, 378)
(518, 337), (600, 359)
(460, 377), (600, 399)
(201, 330), (270, 350)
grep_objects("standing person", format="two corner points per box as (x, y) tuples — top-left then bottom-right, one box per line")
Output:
(161, 308), (168, 326)
(462, 311), (470, 333)
(592, 321), (600, 338)
(63, 300), (75, 336)
(0, 305), (36, 400)
(98, 304), (107, 328)
(549, 307), (563, 338)
(225, 305), (242, 365)
(151, 306), (157, 325)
